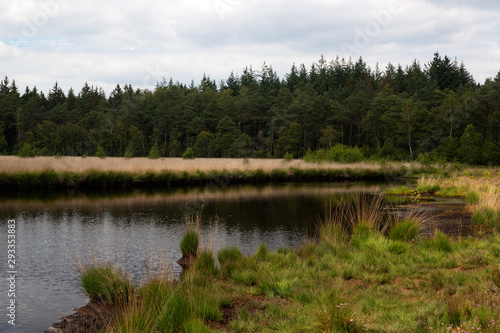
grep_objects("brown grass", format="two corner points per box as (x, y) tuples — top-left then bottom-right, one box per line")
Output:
(0, 156), (383, 173)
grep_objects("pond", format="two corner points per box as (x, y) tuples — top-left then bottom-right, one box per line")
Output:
(0, 180), (405, 332)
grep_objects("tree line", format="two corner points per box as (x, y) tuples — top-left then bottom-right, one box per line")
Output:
(1, 52), (499, 165)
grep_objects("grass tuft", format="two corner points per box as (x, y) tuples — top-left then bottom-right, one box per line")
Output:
(194, 250), (219, 276)
(433, 230), (453, 253)
(79, 263), (135, 303)
(180, 230), (199, 257)
(389, 218), (421, 242)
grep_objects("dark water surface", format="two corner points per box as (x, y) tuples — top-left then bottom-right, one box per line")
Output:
(0, 181), (397, 332)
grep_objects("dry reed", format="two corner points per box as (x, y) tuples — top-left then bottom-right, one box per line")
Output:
(0, 156), (382, 173)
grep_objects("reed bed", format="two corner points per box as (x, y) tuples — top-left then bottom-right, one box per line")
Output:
(0, 156), (383, 173)
(0, 156), (408, 189)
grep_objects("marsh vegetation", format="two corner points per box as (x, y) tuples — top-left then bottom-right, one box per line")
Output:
(75, 173), (500, 332)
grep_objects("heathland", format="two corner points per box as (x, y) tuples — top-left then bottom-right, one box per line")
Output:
(69, 169), (500, 333)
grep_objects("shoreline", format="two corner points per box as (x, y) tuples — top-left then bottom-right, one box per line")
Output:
(0, 157), (416, 190)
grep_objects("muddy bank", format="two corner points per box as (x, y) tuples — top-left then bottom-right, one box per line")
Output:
(45, 300), (115, 333)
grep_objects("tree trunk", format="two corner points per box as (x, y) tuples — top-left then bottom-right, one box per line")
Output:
(349, 120), (353, 147)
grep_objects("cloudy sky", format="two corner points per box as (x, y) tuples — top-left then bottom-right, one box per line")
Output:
(1, 0), (499, 95)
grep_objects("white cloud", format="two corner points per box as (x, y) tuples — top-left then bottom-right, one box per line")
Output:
(0, 0), (499, 94)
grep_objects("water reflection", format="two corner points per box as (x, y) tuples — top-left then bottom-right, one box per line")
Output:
(0, 181), (394, 332)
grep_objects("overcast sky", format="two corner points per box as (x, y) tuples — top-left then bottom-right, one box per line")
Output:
(1, 0), (499, 95)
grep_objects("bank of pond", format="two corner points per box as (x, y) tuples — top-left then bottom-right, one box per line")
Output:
(63, 189), (499, 333)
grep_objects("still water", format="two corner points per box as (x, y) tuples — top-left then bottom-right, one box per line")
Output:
(0, 181), (394, 332)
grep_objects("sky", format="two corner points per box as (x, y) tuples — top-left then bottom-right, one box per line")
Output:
(1, 0), (499, 96)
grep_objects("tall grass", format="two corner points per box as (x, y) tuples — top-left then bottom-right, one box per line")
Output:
(0, 156), (384, 173)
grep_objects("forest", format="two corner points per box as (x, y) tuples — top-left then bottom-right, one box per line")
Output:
(1, 52), (499, 165)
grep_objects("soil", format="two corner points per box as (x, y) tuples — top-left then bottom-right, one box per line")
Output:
(44, 300), (116, 333)
(46, 294), (287, 333)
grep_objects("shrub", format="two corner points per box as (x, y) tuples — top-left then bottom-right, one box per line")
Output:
(148, 145), (160, 159)
(124, 149), (133, 159)
(328, 144), (364, 163)
(303, 145), (365, 163)
(182, 147), (195, 159)
(17, 143), (36, 157)
(283, 151), (293, 162)
(95, 145), (106, 159)
(180, 230), (199, 257)
(389, 219), (421, 242)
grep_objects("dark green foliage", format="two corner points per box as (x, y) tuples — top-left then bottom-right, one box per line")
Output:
(0, 54), (496, 163)
(304, 144), (365, 163)
(283, 152), (293, 162)
(17, 143), (36, 157)
(182, 147), (195, 159)
(148, 145), (160, 159)
(95, 145), (106, 159)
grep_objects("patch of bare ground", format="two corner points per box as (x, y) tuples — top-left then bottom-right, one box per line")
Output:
(47, 294), (289, 333)
(45, 300), (116, 333)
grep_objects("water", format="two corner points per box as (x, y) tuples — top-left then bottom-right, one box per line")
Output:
(0, 181), (391, 332)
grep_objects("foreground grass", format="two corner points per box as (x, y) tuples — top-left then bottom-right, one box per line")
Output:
(79, 194), (500, 333)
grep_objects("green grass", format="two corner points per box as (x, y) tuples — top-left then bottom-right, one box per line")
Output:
(389, 218), (422, 242)
(472, 207), (499, 229)
(180, 230), (199, 257)
(79, 263), (135, 303)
